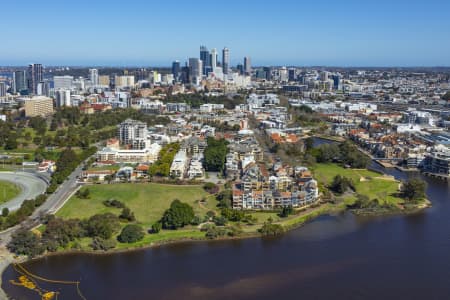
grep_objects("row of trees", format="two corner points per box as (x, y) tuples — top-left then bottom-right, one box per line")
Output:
(8, 210), (145, 257)
(203, 137), (228, 172)
(148, 143), (180, 177)
(310, 141), (371, 168)
(0, 194), (47, 230)
(0, 107), (171, 151)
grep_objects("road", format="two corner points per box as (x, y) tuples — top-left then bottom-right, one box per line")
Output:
(0, 160), (88, 247)
(0, 172), (48, 212)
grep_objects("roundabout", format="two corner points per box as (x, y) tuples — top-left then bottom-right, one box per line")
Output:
(0, 172), (48, 212)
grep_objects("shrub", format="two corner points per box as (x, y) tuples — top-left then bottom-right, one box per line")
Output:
(91, 237), (117, 251)
(118, 224), (145, 243)
(151, 222), (162, 233)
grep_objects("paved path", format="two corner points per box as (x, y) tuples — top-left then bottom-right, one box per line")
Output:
(0, 172), (48, 212)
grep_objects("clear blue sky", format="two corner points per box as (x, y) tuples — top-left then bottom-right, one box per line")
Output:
(2, 0), (450, 67)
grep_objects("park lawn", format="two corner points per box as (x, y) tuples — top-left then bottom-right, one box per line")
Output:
(0, 180), (21, 204)
(312, 163), (403, 206)
(57, 183), (215, 228)
(250, 211), (280, 223)
(115, 229), (205, 250)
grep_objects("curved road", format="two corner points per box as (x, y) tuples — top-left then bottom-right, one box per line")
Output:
(0, 172), (48, 212)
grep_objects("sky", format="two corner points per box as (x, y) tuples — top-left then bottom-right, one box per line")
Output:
(1, 0), (450, 67)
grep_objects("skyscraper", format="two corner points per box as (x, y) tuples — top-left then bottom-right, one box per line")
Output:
(0, 82), (6, 97)
(200, 46), (211, 75)
(90, 69), (99, 86)
(244, 57), (252, 75)
(188, 58), (202, 84)
(172, 60), (181, 81)
(210, 48), (218, 69)
(13, 70), (27, 94)
(222, 47), (230, 74)
(27, 63), (43, 94)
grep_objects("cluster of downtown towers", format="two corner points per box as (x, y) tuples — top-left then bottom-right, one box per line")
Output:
(171, 46), (251, 84)
(10, 64), (43, 95)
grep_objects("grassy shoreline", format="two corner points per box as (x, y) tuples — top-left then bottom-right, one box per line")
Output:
(9, 163), (431, 258)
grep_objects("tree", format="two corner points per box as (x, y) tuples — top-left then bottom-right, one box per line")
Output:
(151, 222), (162, 233)
(119, 207), (136, 222)
(329, 175), (355, 194)
(401, 178), (426, 201)
(442, 91), (450, 101)
(90, 237), (116, 251)
(304, 137), (314, 151)
(76, 188), (90, 199)
(279, 206), (294, 218)
(258, 222), (284, 237)
(118, 224), (144, 243)
(2, 207), (9, 217)
(7, 230), (44, 257)
(203, 138), (228, 172)
(84, 213), (120, 240)
(161, 199), (195, 229)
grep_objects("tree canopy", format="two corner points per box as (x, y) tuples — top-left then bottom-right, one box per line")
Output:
(161, 199), (195, 229)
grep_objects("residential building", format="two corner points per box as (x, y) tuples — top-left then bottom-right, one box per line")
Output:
(118, 119), (148, 149)
(89, 69), (99, 86)
(24, 96), (54, 117)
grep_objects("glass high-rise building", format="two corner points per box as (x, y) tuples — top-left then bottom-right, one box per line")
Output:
(13, 70), (27, 94)
(222, 47), (230, 74)
(27, 63), (43, 94)
(200, 46), (211, 75)
(210, 48), (218, 69)
(244, 56), (251, 75)
(172, 60), (181, 81)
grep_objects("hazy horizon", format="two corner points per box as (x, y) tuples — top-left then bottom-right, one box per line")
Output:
(1, 0), (449, 66)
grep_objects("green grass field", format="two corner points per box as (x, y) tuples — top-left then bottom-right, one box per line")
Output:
(312, 163), (403, 206)
(57, 183), (214, 227)
(0, 180), (22, 204)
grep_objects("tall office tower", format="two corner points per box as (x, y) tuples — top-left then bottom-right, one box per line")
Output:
(237, 64), (244, 75)
(210, 48), (218, 69)
(288, 68), (296, 81)
(222, 47), (230, 74)
(172, 60), (181, 81)
(118, 119), (148, 149)
(320, 71), (329, 81)
(89, 69), (99, 86)
(55, 89), (71, 107)
(27, 63), (43, 94)
(180, 65), (190, 84)
(279, 67), (288, 82)
(263, 67), (272, 80)
(332, 74), (341, 90)
(0, 82), (6, 97)
(200, 46), (211, 75)
(53, 75), (74, 89)
(13, 70), (27, 94)
(244, 57), (252, 75)
(37, 81), (51, 96)
(188, 58), (202, 84)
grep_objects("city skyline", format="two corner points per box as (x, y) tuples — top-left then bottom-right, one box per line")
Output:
(1, 0), (450, 67)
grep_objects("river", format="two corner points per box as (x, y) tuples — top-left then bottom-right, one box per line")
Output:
(2, 138), (450, 300)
